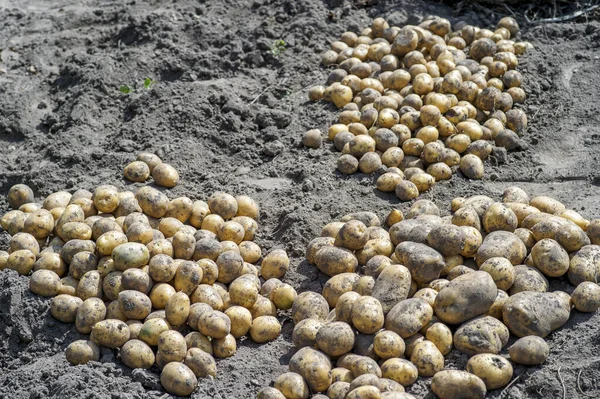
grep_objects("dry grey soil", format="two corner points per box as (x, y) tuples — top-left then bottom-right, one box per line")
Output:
(1, 0), (600, 398)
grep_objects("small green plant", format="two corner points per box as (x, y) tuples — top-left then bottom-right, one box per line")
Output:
(118, 78), (155, 94)
(271, 39), (286, 57)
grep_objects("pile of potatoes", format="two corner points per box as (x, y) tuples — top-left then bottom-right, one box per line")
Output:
(258, 187), (600, 399)
(305, 16), (533, 201)
(0, 162), (295, 396)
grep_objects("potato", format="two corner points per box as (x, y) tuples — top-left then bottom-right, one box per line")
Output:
(371, 264), (412, 313)
(482, 202), (518, 233)
(568, 245), (600, 286)
(292, 318), (324, 348)
(346, 386), (381, 399)
(385, 298), (433, 338)
(160, 362), (197, 396)
(43, 191), (71, 210)
(118, 339), (154, 369)
(466, 353), (513, 390)
(198, 310), (230, 339)
(502, 291), (571, 337)
(65, 340), (100, 365)
(59, 276), (78, 296)
(22, 209), (54, 238)
(6, 249), (36, 275)
(274, 372), (309, 399)
(431, 370), (486, 399)
(395, 242), (444, 284)
(509, 265), (548, 295)
(531, 238), (569, 277)
(425, 323), (452, 355)
(215, 251), (243, 284)
(508, 336), (549, 365)
(351, 296), (384, 334)
(113, 290), (146, 321)
(258, 387), (287, 399)
(476, 231), (527, 267)
(29, 269), (61, 297)
(77, 270), (103, 300)
(261, 249), (290, 280)
(454, 315), (510, 356)
(76, 297), (107, 334)
(123, 161), (150, 182)
(314, 246), (358, 277)
(90, 319), (130, 348)
(337, 353), (381, 378)
(156, 330), (187, 367)
(479, 257), (515, 291)
(248, 315), (280, 343)
(410, 340), (444, 377)
(270, 283), (297, 310)
(8, 184), (35, 209)
(135, 186), (169, 218)
(112, 242), (150, 271)
(151, 163), (179, 188)
(174, 261), (202, 295)
(380, 358), (418, 387)
(51, 294), (83, 323)
(91, 185), (119, 214)
(121, 268), (152, 294)
(316, 322), (355, 357)
(322, 273), (359, 308)
(163, 291), (190, 326)
(373, 331), (404, 359)
(502, 186), (529, 204)
(459, 154), (484, 180)
(555, 222), (590, 252)
(139, 318), (171, 346)
(136, 152), (162, 172)
(434, 271), (496, 324)
(571, 281), (600, 312)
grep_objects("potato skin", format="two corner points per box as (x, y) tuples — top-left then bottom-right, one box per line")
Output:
(434, 271), (497, 324)
(291, 292), (329, 324)
(502, 291), (571, 337)
(508, 336), (549, 365)
(571, 281), (600, 312)
(91, 319), (130, 348)
(466, 353), (513, 390)
(160, 362), (198, 396)
(385, 298), (433, 338)
(431, 370), (486, 399)
(315, 246), (358, 276)
(65, 340), (100, 365)
(250, 316), (281, 343)
(120, 339), (155, 369)
(409, 340), (444, 377)
(316, 322), (355, 357)
(351, 296), (385, 334)
(274, 372), (310, 399)
(76, 297), (107, 334)
(454, 316), (509, 356)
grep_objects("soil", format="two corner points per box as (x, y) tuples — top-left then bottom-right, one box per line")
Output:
(1, 0), (599, 398)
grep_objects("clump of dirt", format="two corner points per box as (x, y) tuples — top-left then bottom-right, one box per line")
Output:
(1, 0), (600, 398)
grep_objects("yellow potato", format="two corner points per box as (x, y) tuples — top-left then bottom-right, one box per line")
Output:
(466, 353), (513, 390)
(65, 340), (100, 365)
(90, 319), (130, 348)
(160, 362), (197, 396)
(121, 339), (155, 369)
(250, 315), (281, 343)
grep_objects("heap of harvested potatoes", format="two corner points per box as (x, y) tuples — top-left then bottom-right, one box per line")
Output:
(0, 154), (295, 397)
(258, 187), (600, 399)
(305, 16), (532, 201)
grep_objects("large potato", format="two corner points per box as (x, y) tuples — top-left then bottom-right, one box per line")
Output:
(502, 291), (571, 337)
(385, 298), (433, 338)
(454, 316), (509, 356)
(121, 339), (155, 369)
(508, 336), (549, 365)
(90, 319), (130, 348)
(395, 242), (445, 284)
(315, 246), (358, 276)
(476, 231), (527, 267)
(351, 296), (384, 334)
(291, 292), (329, 324)
(410, 341), (444, 377)
(531, 238), (569, 277)
(371, 264), (411, 313)
(568, 245), (600, 286)
(466, 353), (513, 390)
(316, 322), (355, 357)
(65, 340), (100, 365)
(431, 370), (486, 399)
(29, 269), (61, 297)
(434, 271), (497, 324)
(160, 362), (197, 396)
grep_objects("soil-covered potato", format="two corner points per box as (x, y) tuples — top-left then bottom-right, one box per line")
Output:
(274, 372), (310, 399)
(571, 281), (600, 312)
(380, 358), (418, 387)
(292, 292), (329, 324)
(373, 330), (405, 359)
(425, 322), (453, 355)
(51, 294), (84, 323)
(508, 336), (549, 365)
(29, 269), (61, 297)
(410, 340), (444, 377)
(371, 264), (412, 313)
(90, 319), (130, 348)
(65, 340), (100, 365)
(316, 321), (355, 357)
(124, 161), (150, 182)
(385, 298), (433, 338)
(431, 370), (486, 399)
(119, 339), (155, 369)
(454, 316), (510, 356)
(351, 296), (385, 334)
(139, 318), (171, 346)
(530, 238), (569, 277)
(395, 242), (445, 284)
(75, 297), (107, 334)
(568, 245), (600, 286)
(502, 291), (571, 337)
(482, 202), (518, 233)
(322, 273), (360, 308)
(466, 354), (513, 390)
(476, 231), (527, 267)
(261, 249), (290, 280)
(250, 316), (281, 343)
(119, 290), (152, 320)
(198, 310), (231, 339)
(479, 257), (515, 291)
(434, 271), (497, 324)
(509, 265), (548, 295)
(160, 362), (197, 396)
(315, 246), (358, 276)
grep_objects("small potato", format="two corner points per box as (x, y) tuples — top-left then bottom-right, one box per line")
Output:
(351, 296), (384, 334)
(274, 372), (310, 399)
(431, 370), (486, 399)
(160, 362), (198, 396)
(270, 283), (297, 310)
(374, 331), (405, 359)
(65, 340), (100, 365)
(156, 330), (187, 367)
(90, 319), (130, 348)
(173, 260), (202, 296)
(51, 294), (83, 323)
(425, 323), (452, 355)
(29, 269), (61, 297)
(139, 318), (171, 346)
(571, 281), (600, 312)
(381, 358), (418, 387)
(476, 231), (527, 267)
(8, 184), (35, 209)
(229, 275), (259, 308)
(250, 315), (281, 343)
(10, 232), (40, 255)
(508, 336), (549, 365)
(335, 220), (369, 251)
(76, 297), (107, 334)
(119, 290), (152, 320)
(261, 249), (290, 280)
(466, 353), (513, 390)
(394, 180), (419, 201)
(198, 310), (230, 339)
(459, 154), (484, 180)
(121, 339), (155, 369)
(316, 321), (355, 357)
(124, 161), (150, 182)
(7, 249), (36, 275)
